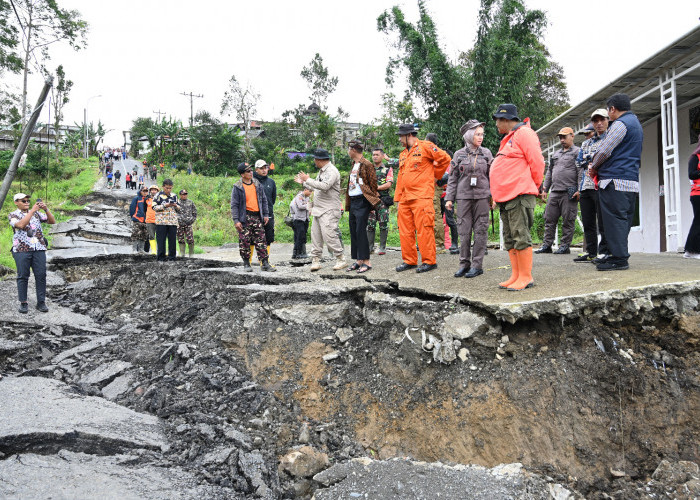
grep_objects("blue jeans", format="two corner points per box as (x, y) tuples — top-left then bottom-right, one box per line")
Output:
(12, 250), (47, 303)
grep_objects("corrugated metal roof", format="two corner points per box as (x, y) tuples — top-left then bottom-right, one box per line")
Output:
(537, 25), (700, 149)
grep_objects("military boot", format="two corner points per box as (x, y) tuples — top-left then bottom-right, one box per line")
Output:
(367, 228), (376, 254)
(378, 228), (388, 255)
(187, 242), (194, 257)
(261, 258), (277, 272)
(178, 242), (186, 258)
(242, 258), (253, 272)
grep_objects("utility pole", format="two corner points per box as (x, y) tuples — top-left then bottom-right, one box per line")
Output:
(180, 91), (203, 128)
(153, 109), (167, 122)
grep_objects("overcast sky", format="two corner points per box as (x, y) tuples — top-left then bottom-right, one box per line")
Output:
(8, 0), (699, 146)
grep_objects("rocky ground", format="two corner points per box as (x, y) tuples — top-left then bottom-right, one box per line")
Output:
(0, 185), (698, 499)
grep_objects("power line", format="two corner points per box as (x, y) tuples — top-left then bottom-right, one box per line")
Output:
(153, 109), (167, 122)
(180, 91), (203, 128)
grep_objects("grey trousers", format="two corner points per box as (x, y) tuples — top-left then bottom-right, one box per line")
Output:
(543, 190), (578, 247)
(12, 250), (47, 303)
(456, 198), (490, 269)
(310, 209), (343, 258)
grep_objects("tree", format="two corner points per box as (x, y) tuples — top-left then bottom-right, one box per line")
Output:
(378, 0), (569, 152)
(51, 64), (71, 159)
(377, 1), (471, 149)
(220, 74), (259, 161)
(300, 53), (338, 110)
(11, 0), (88, 127)
(0, 0), (22, 74)
(129, 116), (156, 157)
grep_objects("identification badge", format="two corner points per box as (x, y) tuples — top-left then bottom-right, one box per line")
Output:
(470, 176), (478, 187)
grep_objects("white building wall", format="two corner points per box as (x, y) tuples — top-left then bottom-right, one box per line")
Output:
(630, 120), (661, 253)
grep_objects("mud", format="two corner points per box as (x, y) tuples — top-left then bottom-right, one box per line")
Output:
(5, 251), (687, 499)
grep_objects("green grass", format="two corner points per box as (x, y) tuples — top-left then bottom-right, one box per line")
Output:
(0, 157), (99, 270)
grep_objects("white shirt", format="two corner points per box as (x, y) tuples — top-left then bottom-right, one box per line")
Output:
(348, 162), (363, 197)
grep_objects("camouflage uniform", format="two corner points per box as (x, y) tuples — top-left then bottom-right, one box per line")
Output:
(237, 214), (268, 261)
(367, 164), (393, 253)
(176, 199), (197, 245)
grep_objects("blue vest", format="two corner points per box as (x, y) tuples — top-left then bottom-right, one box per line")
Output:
(598, 112), (643, 181)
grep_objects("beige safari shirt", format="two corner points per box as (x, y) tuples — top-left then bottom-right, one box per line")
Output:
(303, 162), (341, 217)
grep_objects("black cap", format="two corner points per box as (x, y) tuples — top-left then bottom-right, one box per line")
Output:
(312, 148), (330, 160)
(237, 162), (251, 174)
(492, 104), (520, 121)
(396, 123), (417, 135)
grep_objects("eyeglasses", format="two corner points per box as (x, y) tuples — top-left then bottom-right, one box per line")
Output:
(180, 192), (188, 195)
(19, 199), (30, 203)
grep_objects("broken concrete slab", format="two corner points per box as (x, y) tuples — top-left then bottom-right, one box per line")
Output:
(101, 373), (134, 401)
(81, 360), (133, 385)
(52, 335), (118, 363)
(0, 450), (227, 499)
(0, 377), (166, 455)
(0, 338), (32, 353)
(313, 458), (580, 499)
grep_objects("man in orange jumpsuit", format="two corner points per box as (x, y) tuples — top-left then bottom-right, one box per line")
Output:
(394, 124), (452, 273)
(489, 104), (545, 291)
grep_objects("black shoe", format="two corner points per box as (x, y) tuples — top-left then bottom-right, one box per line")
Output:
(592, 255), (609, 265)
(454, 267), (469, 278)
(36, 302), (49, 313)
(242, 259), (253, 272)
(18, 302), (28, 314)
(553, 245), (570, 254)
(298, 254), (308, 259)
(464, 267), (483, 278)
(596, 259), (629, 271)
(534, 245), (552, 254)
(416, 263), (437, 273)
(448, 244), (459, 255)
(261, 259), (277, 272)
(396, 262), (417, 272)
(573, 254), (595, 263)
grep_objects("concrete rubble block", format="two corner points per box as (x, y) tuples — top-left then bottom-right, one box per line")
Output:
(335, 327), (354, 343)
(0, 339), (32, 354)
(238, 451), (270, 497)
(272, 303), (353, 325)
(102, 374), (134, 401)
(0, 451), (227, 499)
(280, 445), (330, 478)
(442, 311), (490, 340)
(0, 376), (166, 454)
(312, 458), (581, 499)
(201, 446), (236, 466)
(652, 459), (699, 484)
(81, 360), (133, 385)
(52, 335), (118, 363)
(224, 427), (252, 450)
(363, 292), (429, 328)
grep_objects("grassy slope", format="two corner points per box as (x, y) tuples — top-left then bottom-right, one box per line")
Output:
(0, 157), (99, 269)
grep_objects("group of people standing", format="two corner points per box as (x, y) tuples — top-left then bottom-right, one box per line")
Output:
(129, 180), (198, 261)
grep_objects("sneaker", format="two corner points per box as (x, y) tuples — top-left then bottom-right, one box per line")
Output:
(18, 302), (28, 314)
(36, 302), (49, 313)
(534, 245), (552, 254)
(573, 253), (595, 263)
(592, 254), (609, 265)
(377, 249), (386, 255)
(683, 252), (700, 259)
(596, 259), (629, 271)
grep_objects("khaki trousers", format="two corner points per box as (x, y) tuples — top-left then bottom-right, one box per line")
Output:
(310, 209), (343, 258)
(433, 187), (445, 248)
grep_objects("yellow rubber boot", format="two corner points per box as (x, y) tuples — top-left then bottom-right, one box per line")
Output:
(499, 249), (519, 289)
(149, 239), (157, 255)
(250, 245), (255, 262)
(262, 245), (275, 269)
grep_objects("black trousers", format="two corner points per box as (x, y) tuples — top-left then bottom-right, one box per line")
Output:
(156, 225), (177, 261)
(264, 215), (275, 245)
(579, 189), (609, 256)
(292, 219), (309, 257)
(349, 196), (372, 260)
(685, 196), (700, 253)
(12, 250), (46, 303)
(598, 183), (636, 262)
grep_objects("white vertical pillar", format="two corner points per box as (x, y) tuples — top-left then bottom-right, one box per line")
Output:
(659, 69), (683, 252)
